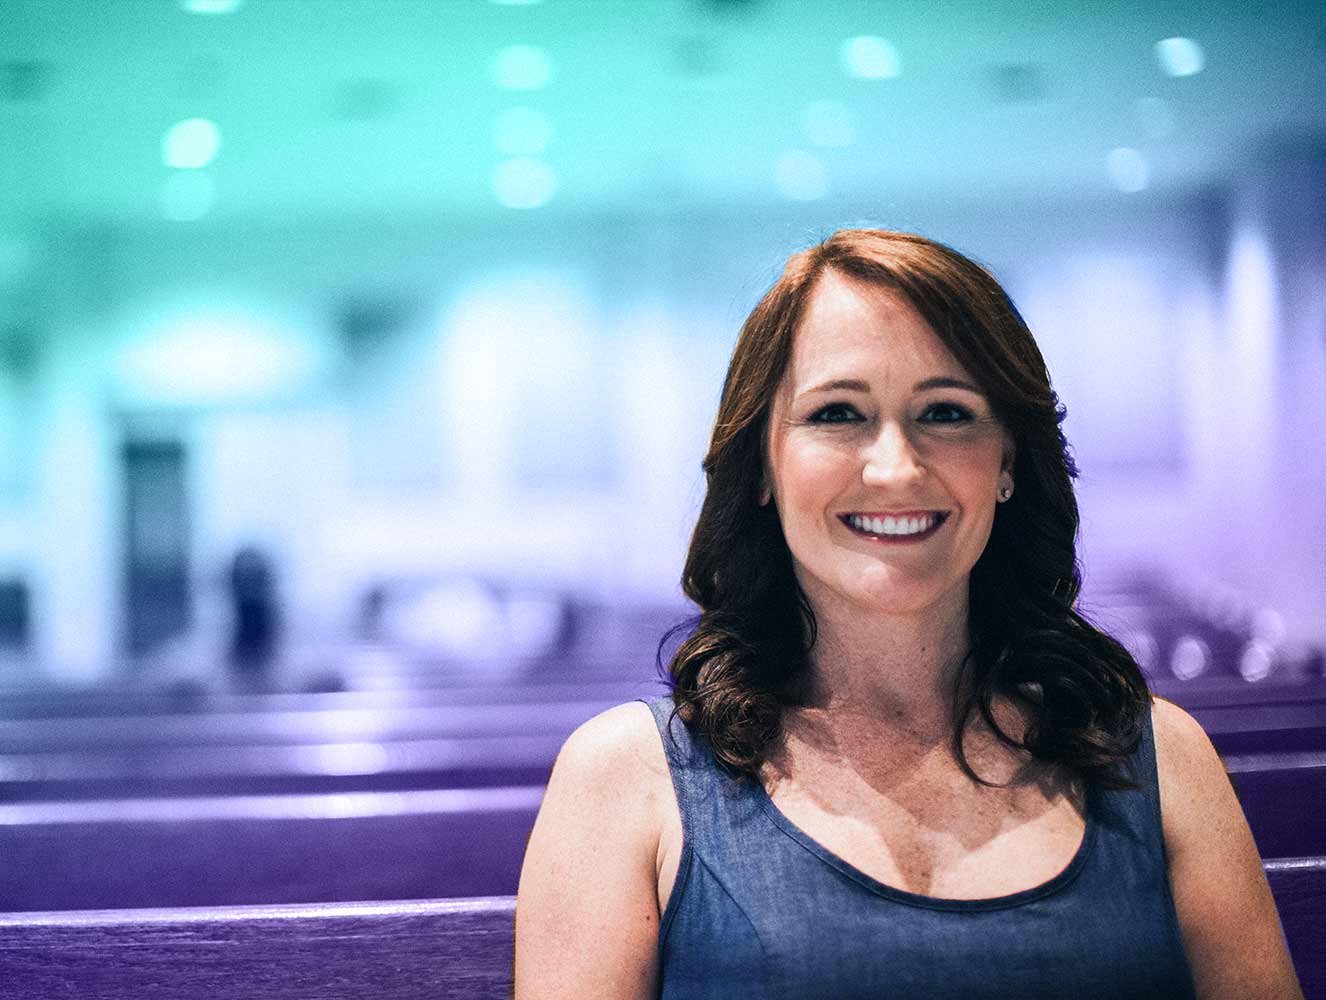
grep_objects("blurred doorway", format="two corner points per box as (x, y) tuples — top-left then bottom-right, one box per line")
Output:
(121, 438), (192, 655)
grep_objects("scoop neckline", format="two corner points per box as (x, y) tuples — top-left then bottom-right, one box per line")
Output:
(751, 773), (1099, 912)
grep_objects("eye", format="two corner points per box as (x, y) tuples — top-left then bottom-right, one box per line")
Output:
(808, 402), (863, 424)
(920, 402), (973, 424)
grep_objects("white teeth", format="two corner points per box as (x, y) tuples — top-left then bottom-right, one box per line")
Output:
(850, 513), (939, 536)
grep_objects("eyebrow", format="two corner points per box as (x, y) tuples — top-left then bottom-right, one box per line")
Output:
(801, 376), (983, 395)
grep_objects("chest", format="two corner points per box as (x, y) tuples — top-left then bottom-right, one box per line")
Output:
(771, 780), (1085, 899)
(761, 745), (1089, 899)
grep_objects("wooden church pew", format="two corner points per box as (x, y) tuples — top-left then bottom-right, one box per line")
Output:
(0, 786), (542, 912)
(0, 697), (626, 753)
(0, 749), (1320, 914)
(1, 690), (1320, 756)
(0, 675), (668, 721)
(0, 857), (1322, 1000)
(0, 732), (568, 801)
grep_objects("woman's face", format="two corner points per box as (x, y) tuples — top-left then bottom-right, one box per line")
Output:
(764, 270), (1014, 621)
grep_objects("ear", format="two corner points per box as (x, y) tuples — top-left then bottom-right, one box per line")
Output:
(996, 436), (1016, 500)
(758, 476), (773, 506)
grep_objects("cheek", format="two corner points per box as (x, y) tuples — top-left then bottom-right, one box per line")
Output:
(772, 438), (850, 508)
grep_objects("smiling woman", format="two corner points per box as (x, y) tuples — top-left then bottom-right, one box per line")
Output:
(763, 270), (1014, 628)
(513, 230), (1303, 999)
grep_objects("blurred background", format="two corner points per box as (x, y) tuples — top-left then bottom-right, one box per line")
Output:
(0, 0), (1324, 695)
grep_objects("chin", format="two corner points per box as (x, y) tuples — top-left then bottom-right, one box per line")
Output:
(843, 570), (962, 617)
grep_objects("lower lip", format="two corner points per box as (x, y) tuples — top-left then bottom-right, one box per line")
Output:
(840, 513), (948, 545)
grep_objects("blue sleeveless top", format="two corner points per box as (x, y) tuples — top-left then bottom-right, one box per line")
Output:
(644, 696), (1196, 999)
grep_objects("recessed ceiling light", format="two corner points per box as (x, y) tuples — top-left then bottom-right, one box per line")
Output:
(180, 0), (244, 14)
(493, 158), (556, 208)
(840, 36), (901, 80)
(1107, 148), (1149, 193)
(493, 45), (553, 90)
(1155, 37), (1204, 77)
(162, 118), (221, 169)
(775, 150), (829, 201)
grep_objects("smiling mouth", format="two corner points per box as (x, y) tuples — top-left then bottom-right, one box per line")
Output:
(840, 511), (949, 540)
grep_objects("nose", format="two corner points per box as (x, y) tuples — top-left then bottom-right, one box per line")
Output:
(861, 421), (926, 487)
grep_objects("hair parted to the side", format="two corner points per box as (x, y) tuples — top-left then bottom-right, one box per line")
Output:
(661, 228), (1150, 788)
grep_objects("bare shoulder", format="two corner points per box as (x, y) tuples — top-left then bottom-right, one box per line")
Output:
(532, 700), (673, 865)
(1150, 696), (1229, 847)
(553, 700), (671, 790)
(1149, 696), (1303, 999)
(513, 701), (673, 1000)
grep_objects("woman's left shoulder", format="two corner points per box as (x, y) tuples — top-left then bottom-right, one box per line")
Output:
(1149, 697), (1225, 809)
(1149, 695), (1246, 859)
(1149, 695), (1303, 998)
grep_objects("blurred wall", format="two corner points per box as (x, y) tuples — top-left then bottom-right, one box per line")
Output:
(2, 160), (1323, 683)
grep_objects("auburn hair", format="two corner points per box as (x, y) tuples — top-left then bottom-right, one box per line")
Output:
(663, 229), (1149, 788)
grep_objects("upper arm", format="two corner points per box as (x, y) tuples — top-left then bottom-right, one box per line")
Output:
(1152, 697), (1303, 999)
(513, 701), (670, 1000)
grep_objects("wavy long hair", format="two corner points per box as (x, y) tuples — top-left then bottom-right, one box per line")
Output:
(664, 229), (1149, 788)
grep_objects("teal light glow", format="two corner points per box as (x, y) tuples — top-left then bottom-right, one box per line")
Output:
(493, 106), (555, 155)
(181, 0), (244, 12)
(162, 118), (221, 169)
(840, 36), (901, 80)
(774, 150), (829, 201)
(493, 45), (553, 90)
(492, 157), (556, 208)
(802, 100), (854, 148)
(115, 311), (319, 405)
(1155, 37), (1204, 77)
(1106, 147), (1149, 193)
(160, 171), (216, 221)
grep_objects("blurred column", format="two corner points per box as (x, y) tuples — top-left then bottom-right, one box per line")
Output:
(1214, 142), (1326, 644)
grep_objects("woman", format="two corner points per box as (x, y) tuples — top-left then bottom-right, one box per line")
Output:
(513, 230), (1302, 998)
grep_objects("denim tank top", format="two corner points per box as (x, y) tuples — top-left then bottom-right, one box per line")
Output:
(644, 696), (1197, 999)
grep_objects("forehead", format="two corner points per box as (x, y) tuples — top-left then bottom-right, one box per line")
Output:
(784, 270), (967, 388)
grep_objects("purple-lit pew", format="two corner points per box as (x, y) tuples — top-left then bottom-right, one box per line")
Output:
(2, 691), (1321, 759)
(1191, 700), (1326, 754)
(0, 732), (568, 801)
(1, 741), (1321, 862)
(1227, 752), (1326, 859)
(0, 671), (1319, 724)
(0, 858), (1322, 1000)
(0, 896), (516, 1000)
(0, 676), (669, 721)
(0, 755), (1320, 916)
(0, 698), (631, 753)
(0, 786), (541, 913)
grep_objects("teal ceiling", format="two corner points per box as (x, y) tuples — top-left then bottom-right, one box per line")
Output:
(1, 0), (1324, 224)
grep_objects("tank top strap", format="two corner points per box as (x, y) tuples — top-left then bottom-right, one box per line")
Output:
(641, 696), (761, 849)
(1093, 696), (1169, 869)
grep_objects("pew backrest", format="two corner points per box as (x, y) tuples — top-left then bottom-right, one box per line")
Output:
(0, 896), (518, 1000)
(0, 786), (543, 911)
(1, 857), (1322, 1000)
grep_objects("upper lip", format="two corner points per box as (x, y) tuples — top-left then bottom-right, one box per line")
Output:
(841, 510), (948, 517)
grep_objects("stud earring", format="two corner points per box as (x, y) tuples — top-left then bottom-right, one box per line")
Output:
(998, 485), (1013, 502)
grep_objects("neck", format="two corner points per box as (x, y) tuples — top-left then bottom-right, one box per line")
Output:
(798, 584), (972, 739)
